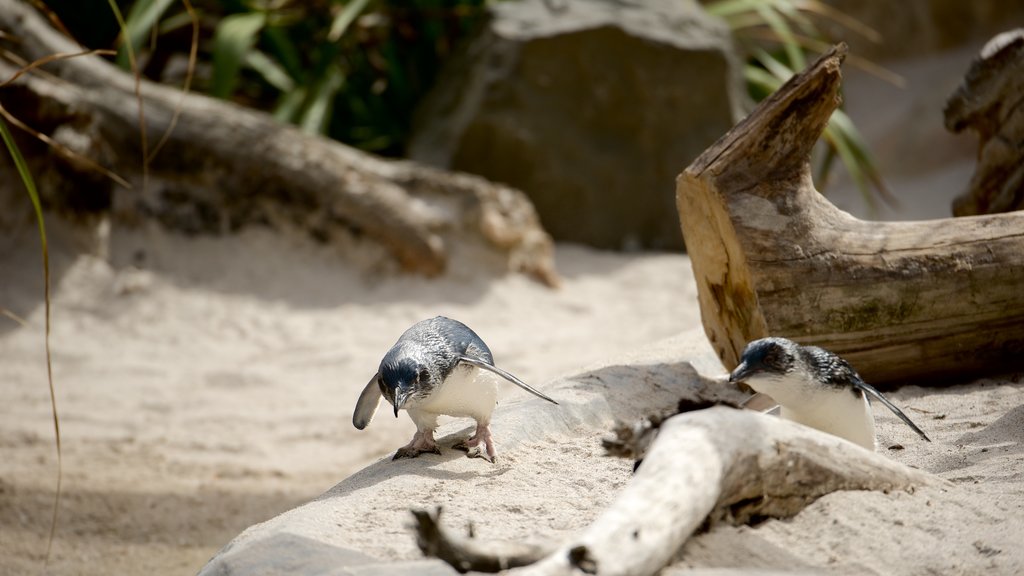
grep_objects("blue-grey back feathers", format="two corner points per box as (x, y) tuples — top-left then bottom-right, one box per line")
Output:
(352, 316), (556, 429)
(733, 337), (930, 442)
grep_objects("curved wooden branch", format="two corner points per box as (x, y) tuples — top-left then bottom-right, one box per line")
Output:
(418, 407), (936, 576)
(944, 30), (1024, 216)
(412, 508), (553, 573)
(676, 43), (1024, 384)
(0, 0), (558, 285)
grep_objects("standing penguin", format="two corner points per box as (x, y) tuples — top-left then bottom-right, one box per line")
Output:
(353, 316), (557, 462)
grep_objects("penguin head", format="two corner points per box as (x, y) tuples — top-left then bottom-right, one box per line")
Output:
(729, 337), (798, 387)
(379, 357), (431, 417)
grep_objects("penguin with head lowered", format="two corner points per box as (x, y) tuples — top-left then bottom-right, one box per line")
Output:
(729, 337), (930, 450)
(353, 316), (557, 462)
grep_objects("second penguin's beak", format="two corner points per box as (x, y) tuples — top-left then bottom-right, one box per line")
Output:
(728, 362), (753, 385)
(393, 387), (410, 417)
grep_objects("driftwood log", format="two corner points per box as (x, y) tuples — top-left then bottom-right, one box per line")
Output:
(945, 29), (1024, 216)
(676, 43), (1024, 385)
(415, 407), (936, 575)
(0, 0), (557, 285)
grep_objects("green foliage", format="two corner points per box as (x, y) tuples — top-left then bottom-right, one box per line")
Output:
(706, 0), (893, 207)
(106, 0), (490, 156)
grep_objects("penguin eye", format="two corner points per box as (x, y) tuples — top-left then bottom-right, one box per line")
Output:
(418, 368), (429, 382)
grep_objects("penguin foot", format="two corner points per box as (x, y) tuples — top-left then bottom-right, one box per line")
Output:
(394, 430), (440, 460)
(393, 445), (442, 460)
(452, 424), (497, 463)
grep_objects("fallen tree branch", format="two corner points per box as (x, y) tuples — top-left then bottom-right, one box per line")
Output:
(944, 30), (1024, 216)
(418, 407), (936, 575)
(412, 508), (553, 573)
(0, 0), (558, 285)
(675, 43), (1024, 384)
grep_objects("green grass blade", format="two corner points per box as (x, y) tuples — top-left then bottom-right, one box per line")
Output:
(211, 12), (268, 99)
(743, 62), (783, 92)
(751, 46), (796, 81)
(828, 108), (898, 206)
(823, 121), (878, 213)
(262, 26), (304, 82)
(328, 0), (372, 42)
(157, 9), (202, 35)
(273, 86), (308, 123)
(299, 63), (345, 134)
(794, 0), (882, 43)
(705, 0), (763, 18)
(815, 138), (839, 189)
(116, 0), (178, 69)
(770, 0), (819, 39)
(754, 3), (805, 69)
(0, 116), (60, 570)
(245, 50), (295, 92)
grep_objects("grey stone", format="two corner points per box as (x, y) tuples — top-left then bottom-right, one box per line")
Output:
(197, 531), (458, 576)
(198, 532), (377, 576)
(409, 0), (745, 250)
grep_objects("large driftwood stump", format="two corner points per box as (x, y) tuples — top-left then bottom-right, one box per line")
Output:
(676, 44), (1024, 384)
(416, 407), (936, 575)
(945, 29), (1024, 216)
(0, 0), (557, 285)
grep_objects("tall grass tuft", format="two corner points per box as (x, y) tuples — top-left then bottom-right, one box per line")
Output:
(0, 116), (61, 569)
(706, 0), (898, 209)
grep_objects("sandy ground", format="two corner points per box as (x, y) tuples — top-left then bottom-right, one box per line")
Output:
(3, 38), (1022, 576)
(0, 218), (701, 575)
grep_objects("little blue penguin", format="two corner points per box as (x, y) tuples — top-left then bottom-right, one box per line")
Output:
(352, 316), (558, 462)
(728, 337), (930, 450)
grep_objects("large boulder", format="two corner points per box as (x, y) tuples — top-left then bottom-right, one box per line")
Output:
(408, 0), (745, 250)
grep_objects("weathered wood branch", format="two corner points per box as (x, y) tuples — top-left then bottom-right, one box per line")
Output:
(944, 29), (1024, 216)
(0, 0), (557, 285)
(417, 407), (936, 575)
(412, 508), (553, 573)
(676, 43), (1024, 384)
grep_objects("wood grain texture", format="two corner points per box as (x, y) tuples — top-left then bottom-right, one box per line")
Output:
(419, 407), (935, 576)
(677, 44), (1024, 384)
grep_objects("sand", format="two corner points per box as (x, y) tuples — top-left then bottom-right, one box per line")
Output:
(0, 218), (700, 575)
(4, 214), (1023, 576)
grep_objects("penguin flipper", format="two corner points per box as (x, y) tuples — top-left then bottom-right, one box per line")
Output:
(353, 373), (383, 430)
(458, 356), (558, 405)
(855, 380), (931, 442)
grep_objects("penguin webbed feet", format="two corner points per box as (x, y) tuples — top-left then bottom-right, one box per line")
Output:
(452, 423), (497, 464)
(393, 445), (442, 460)
(393, 429), (441, 460)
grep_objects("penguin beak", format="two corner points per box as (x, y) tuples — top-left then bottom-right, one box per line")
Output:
(393, 387), (410, 417)
(729, 361), (753, 385)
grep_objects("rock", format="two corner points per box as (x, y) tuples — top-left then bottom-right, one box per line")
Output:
(408, 0), (745, 250)
(820, 1), (1024, 60)
(944, 29), (1024, 216)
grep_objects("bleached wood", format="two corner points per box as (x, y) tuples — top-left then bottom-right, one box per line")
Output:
(676, 44), (1024, 384)
(417, 407), (935, 576)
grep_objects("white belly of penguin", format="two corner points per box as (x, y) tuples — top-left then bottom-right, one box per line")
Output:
(414, 365), (499, 423)
(748, 374), (876, 450)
